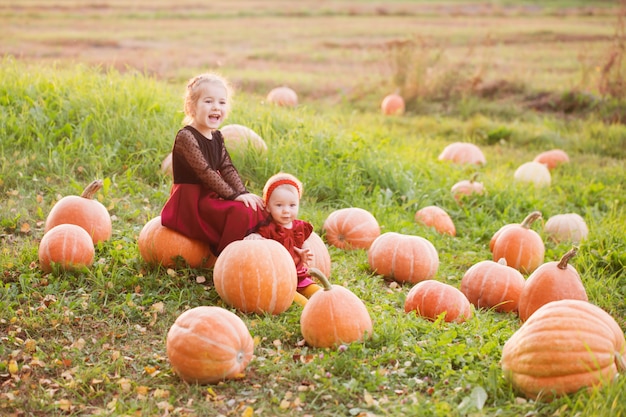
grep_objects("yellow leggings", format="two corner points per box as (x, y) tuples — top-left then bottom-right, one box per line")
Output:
(293, 283), (322, 306)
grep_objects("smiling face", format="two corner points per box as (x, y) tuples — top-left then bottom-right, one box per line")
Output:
(189, 80), (230, 136)
(266, 185), (300, 228)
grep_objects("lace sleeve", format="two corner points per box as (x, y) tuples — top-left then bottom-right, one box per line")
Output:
(174, 130), (246, 199)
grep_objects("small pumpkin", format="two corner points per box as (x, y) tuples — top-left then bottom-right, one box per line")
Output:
(44, 179), (112, 245)
(501, 299), (626, 401)
(533, 149), (570, 170)
(300, 268), (373, 348)
(460, 258), (526, 313)
(213, 239), (297, 315)
(414, 205), (456, 236)
(381, 93), (405, 115)
(517, 247), (588, 322)
(404, 280), (473, 323)
(266, 86), (298, 107)
(513, 161), (551, 187)
(138, 216), (216, 269)
(544, 213), (588, 244)
(38, 223), (95, 273)
(438, 142), (486, 166)
(322, 207), (380, 250)
(220, 124), (268, 156)
(166, 306), (254, 384)
(451, 174), (485, 202)
(368, 232), (439, 284)
(491, 211), (545, 274)
(302, 231), (331, 277)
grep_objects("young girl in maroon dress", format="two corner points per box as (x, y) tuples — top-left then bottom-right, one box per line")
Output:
(160, 73), (268, 256)
(245, 173), (322, 303)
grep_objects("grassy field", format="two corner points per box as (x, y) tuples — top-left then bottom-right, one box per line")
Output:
(1, 1), (626, 416)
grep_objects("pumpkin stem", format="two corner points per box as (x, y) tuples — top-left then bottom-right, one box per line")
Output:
(557, 246), (578, 270)
(520, 211), (542, 229)
(81, 179), (104, 200)
(615, 351), (626, 373)
(308, 267), (332, 291)
(469, 172), (479, 183)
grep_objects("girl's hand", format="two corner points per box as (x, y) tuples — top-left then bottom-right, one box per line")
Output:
(294, 247), (314, 264)
(235, 193), (265, 211)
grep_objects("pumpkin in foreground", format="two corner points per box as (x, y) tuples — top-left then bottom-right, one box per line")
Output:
(44, 179), (112, 245)
(501, 299), (626, 401)
(138, 216), (216, 269)
(517, 247), (588, 322)
(322, 207), (380, 250)
(213, 239), (297, 315)
(460, 258), (525, 313)
(300, 268), (373, 348)
(491, 211), (545, 274)
(166, 306), (254, 384)
(404, 280), (472, 323)
(368, 232), (439, 284)
(38, 223), (95, 273)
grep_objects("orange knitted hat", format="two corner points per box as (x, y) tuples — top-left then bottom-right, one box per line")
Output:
(263, 172), (303, 205)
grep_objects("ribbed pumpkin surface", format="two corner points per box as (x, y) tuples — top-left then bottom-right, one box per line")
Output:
(501, 299), (626, 401)
(491, 212), (545, 274)
(166, 306), (254, 384)
(368, 232), (439, 284)
(414, 205), (456, 236)
(404, 280), (472, 323)
(461, 259), (526, 313)
(38, 223), (95, 273)
(322, 207), (380, 250)
(303, 231), (331, 277)
(213, 239), (297, 315)
(138, 216), (215, 269)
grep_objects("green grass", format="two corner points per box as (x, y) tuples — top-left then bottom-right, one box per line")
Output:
(1, 51), (625, 417)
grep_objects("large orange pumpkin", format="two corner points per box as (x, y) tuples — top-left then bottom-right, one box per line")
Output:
(381, 93), (405, 115)
(266, 86), (298, 107)
(414, 205), (456, 236)
(368, 232), (439, 284)
(501, 299), (626, 401)
(404, 280), (472, 323)
(517, 247), (588, 322)
(322, 207), (380, 250)
(166, 306), (254, 384)
(302, 231), (331, 277)
(438, 142), (486, 165)
(213, 239), (297, 315)
(38, 224), (95, 273)
(138, 216), (216, 269)
(44, 179), (112, 245)
(460, 258), (526, 313)
(544, 213), (588, 244)
(533, 149), (570, 170)
(300, 268), (373, 348)
(491, 211), (545, 274)
(220, 124), (268, 156)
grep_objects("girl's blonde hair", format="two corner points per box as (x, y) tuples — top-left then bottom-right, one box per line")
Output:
(182, 72), (233, 125)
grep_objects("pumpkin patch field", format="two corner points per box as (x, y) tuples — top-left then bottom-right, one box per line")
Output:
(1, 1), (626, 416)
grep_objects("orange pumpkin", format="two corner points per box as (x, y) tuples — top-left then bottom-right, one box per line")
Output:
(166, 306), (254, 384)
(44, 179), (112, 245)
(266, 86), (298, 107)
(213, 239), (297, 315)
(322, 207), (380, 250)
(438, 142), (486, 165)
(501, 299), (626, 401)
(300, 268), (373, 348)
(414, 205), (456, 236)
(38, 224), (95, 273)
(517, 247), (588, 322)
(302, 231), (331, 277)
(544, 213), (588, 244)
(368, 232), (439, 284)
(381, 93), (405, 115)
(404, 280), (472, 323)
(220, 124), (268, 156)
(460, 258), (526, 313)
(138, 216), (216, 269)
(533, 149), (570, 170)
(491, 211), (545, 274)
(451, 175), (485, 202)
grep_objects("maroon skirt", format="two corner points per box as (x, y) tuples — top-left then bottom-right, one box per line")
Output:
(160, 184), (268, 256)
